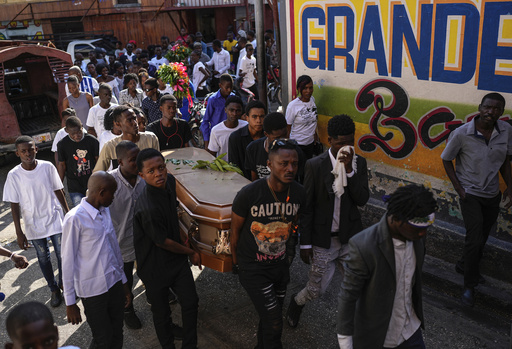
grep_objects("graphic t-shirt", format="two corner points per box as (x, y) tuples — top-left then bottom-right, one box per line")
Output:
(232, 178), (306, 267)
(146, 119), (192, 150)
(239, 55), (256, 88)
(57, 134), (99, 195)
(285, 97), (318, 146)
(245, 137), (270, 179)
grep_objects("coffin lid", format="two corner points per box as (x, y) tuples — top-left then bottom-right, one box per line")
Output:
(163, 148), (250, 223)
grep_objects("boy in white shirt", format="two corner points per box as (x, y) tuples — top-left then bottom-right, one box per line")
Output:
(150, 45), (169, 69)
(86, 83), (118, 138)
(3, 136), (70, 308)
(190, 51), (211, 98)
(62, 172), (131, 348)
(239, 43), (258, 99)
(207, 96), (247, 162)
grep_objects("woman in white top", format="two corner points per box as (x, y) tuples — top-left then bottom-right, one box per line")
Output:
(119, 73), (144, 107)
(96, 63), (120, 101)
(285, 75), (318, 159)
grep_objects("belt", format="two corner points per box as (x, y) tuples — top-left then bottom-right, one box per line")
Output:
(330, 231), (339, 237)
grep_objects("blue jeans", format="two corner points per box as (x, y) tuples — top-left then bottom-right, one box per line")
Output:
(31, 233), (62, 293)
(69, 192), (85, 207)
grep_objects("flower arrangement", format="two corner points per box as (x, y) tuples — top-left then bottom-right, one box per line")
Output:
(157, 62), (193, 105)
(165, 42), (192, 63)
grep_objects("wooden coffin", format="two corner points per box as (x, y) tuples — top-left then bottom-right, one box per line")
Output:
(162, 148), (250, 272)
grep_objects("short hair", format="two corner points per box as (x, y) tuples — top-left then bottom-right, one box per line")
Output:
(481, 92), (506, 108)
(116, 140), (139, 160)
(264, 112), (287, 133)
(98, 83), (112, 93)
(225, 95), (243, 109)
(137, 148), (164, 173)
(144, 77), (158, 89)
(65, 116), (82, 129)
(193, 42), (202, 49)
(61, 108), (76, 118)
(123, 73), (139, 88)
(113, 61), (124, 70)
(238, 37), (247, 44)
(67, 75), (79, 84)
(95, 63), (108, 76)
(386, 184), (437, 223)
(247, 30), (255, 38)
(246, 100), (266, 115)
(117, 40), (123, 46)
(219, 73), (233, 84)
(296, 75), (313, 95)
(69, 65), (81, 73)
(86, 62), (95, 68)
(154, 45), (162, 49)
(15, 135), (35, 147)
(103, 107), (115, 130)
(212, 39), (222, 48)
(112, 105), (132, 123)
(160, 94), (177, 106)
(245, 43), (253, 50)
(6, 302), (54, 340)
(268, 139), (298, 158)
(327, 114), (355, 138)
(161, 36), (169, 41)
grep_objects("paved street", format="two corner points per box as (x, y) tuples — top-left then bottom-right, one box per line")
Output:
(0, 149), (510, 348)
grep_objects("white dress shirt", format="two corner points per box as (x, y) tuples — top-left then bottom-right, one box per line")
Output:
(300, 148), (353, 250)
(62, 198), (127, 306)
(206, 49), (230, 78)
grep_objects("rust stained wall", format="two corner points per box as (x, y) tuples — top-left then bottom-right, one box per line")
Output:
(83, 11), (184, 49)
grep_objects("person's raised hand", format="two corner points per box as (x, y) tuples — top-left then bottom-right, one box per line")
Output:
(338, 147), (354, 173)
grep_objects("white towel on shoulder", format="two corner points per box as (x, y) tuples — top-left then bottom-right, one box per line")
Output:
(331, 145), (357, 198)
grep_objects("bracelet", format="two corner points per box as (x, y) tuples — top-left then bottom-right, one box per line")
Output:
(9, 252), (15, 260)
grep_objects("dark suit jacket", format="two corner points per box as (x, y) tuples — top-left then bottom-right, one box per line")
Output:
(300, 150), (369, 248)
(337, 216), (425, 349)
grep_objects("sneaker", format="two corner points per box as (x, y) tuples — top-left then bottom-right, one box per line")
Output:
(50, 289), (62, 308)
(461, 287), (475, 307)
(172, 323), (183, 341)
(124, 309), (142, 329)
(286, 293), (304, 328)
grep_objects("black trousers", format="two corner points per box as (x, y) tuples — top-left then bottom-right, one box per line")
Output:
(459, 192), (501, 288)
(238, 263), (289, 349)
(299, 143), (315, 160)
(144, 259), (199, 349)
(81, 281), (124, 349)
(248, 83), (259, 100)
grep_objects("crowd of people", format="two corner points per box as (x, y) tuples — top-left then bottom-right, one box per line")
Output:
(1, 26), (511, 349)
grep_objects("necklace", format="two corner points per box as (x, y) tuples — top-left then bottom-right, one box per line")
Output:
(160, 119), (181, 147)
(267, 178), (290, 223)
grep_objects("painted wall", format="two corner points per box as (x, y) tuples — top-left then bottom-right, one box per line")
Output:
(285, 0), (512, 234)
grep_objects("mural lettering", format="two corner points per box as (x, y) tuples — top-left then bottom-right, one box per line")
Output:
(300, 1), (512, 93)
(355, 79), (493, 159)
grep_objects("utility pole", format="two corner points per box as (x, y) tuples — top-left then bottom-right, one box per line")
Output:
(254, 0), (267, 109)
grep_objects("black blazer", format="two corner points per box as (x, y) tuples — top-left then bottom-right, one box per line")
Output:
(337, 216), (425, 348)
(300, 150), (369, 248)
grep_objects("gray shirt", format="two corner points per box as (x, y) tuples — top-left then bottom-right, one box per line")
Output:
(108, 168), (146, 263)
(441, 117), (512, 198)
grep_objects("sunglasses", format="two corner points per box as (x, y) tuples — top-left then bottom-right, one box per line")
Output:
(144, 87), (156, 92)
(270, 138), (298, 150)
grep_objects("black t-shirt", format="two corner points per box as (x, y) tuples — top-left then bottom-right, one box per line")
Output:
(133, 174), (187, 282)
(228, 125), (257, 179)
(232, 178), (306, 267)
(146, 118), (192, 150)
(245, 137), (306, 180)
(57, 134), (99, 195)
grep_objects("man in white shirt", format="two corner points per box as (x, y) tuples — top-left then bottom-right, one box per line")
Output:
(62, 171), (131, 348)
(247, 30), (257, 49)
(207, 96), (247, 161)
(150, 45), (169, 69)
(206, 39), (230, 92)
(336, 184), (436, 349)
(286, 115), (369, 328)
(239, 43), (258, 99)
